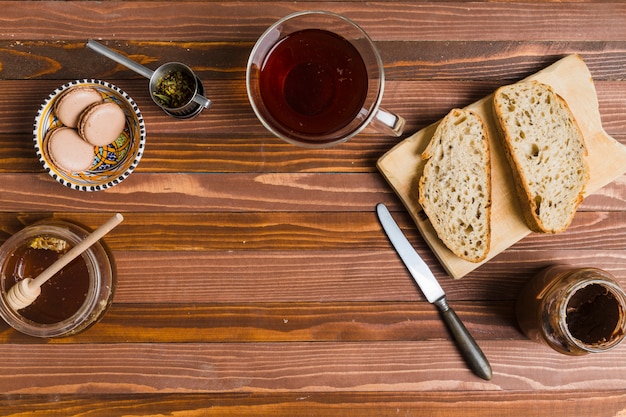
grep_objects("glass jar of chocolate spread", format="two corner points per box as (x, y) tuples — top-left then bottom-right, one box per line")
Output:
(0, 220), (116, 337)
(516, 265), (626, 355)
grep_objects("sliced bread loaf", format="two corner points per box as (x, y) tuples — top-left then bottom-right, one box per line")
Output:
(493, 80), (589, 233)
(418, 108), (491, 263)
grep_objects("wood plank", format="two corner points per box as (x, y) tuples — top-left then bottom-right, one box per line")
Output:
(0, 173), (624, 215)
(1, 2), (626, 42)
(32, 249), (626, 304)
(0, 391), (625, 417)
(2, 211), (626, 251)
(0, 209), (625, 262)
(0, 341), (624, 393)
(0, 173), (399, 212)
(0, 301), (516, 343)
(111, 248), (626, 303)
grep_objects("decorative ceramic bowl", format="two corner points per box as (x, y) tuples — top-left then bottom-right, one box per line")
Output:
(33, 79), (146, 191)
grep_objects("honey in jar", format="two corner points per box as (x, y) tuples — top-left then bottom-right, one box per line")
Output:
(516, 265), (626, 355)
(2, 236), (90, 324)
(0, 220), (115, 338)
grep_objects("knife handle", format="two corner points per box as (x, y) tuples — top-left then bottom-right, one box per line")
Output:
(434, 297), (492, 381)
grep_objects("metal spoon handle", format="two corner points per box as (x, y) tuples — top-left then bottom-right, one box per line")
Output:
(86, 39), (211, 110)
(86, 39), (154, 79)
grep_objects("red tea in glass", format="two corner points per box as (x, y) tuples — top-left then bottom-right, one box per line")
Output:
(247, 11), (405, 148)
(259, 29), (368, 139)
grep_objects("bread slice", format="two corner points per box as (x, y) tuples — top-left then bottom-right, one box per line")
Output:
(493, 80), (589, 233)
(418, 108), (491, 263)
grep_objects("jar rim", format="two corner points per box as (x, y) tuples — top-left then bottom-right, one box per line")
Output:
(558, 277), (626, 353)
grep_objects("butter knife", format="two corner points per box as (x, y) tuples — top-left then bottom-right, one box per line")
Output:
(376, 203), (492, 381)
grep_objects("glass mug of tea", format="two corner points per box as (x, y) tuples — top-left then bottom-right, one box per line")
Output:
(246, 10), (405, 148)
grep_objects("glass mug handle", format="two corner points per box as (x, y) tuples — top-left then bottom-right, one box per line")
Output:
(370, 107), (406, 137)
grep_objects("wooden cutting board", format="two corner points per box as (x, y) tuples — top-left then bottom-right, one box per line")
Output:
(377, 54), (626, 279)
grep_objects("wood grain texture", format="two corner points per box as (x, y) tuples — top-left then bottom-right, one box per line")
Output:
(0, 1), (625, 415)
(0, 301), (514, 343)
(1, 2), (626, 42)
(3, 212), (626, 251)
(1, 391), (625, 417)
(0, 341), (624, 393)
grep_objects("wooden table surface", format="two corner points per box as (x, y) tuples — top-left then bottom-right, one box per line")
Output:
(1, 1), (626, 416)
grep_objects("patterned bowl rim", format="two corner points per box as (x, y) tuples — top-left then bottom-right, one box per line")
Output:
(33, 79), (146, 192)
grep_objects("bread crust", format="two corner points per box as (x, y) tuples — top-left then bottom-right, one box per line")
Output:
(492, 80), (589, 233)
(418, 108), (491, 263)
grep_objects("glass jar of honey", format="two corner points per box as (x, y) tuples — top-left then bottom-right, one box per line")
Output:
(0, 220), (116, 337)
(516, 265), (626, 355)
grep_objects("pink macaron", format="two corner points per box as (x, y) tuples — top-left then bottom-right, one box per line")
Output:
(53, 86), (103, 128)
(78, 101), (126, 147)
(45, 127), (95, 173)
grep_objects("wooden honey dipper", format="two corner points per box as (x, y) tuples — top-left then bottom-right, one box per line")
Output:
(6, 213), (124, 311)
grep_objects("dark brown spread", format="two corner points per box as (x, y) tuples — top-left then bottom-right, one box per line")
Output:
(566, 283), (624, 346)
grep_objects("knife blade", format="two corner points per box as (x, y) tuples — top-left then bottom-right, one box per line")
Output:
(376, 203), (492, 381)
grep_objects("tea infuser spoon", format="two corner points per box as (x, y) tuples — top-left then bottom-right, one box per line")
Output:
(85, 39), (211, 112)
(6, 213), (124, 311)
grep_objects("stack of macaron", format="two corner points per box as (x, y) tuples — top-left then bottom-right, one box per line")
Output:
(45, 86), (127, 173)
